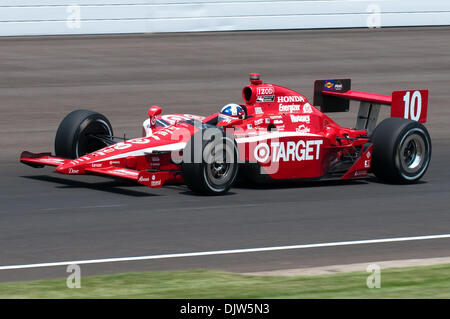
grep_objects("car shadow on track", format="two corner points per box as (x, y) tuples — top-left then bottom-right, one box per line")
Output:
(366, 176), (427, 186)
(22, 175), (160, 197)
(233, 176), (427, 190)
(178, 190), (238, 197)
(179, 178), (373, 196)
(233, 178), (369, 191)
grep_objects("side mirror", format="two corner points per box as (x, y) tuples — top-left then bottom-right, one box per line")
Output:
(148, 105), (162, 117)
(217, 118), (243, 128)
(148, 105), (162, 129)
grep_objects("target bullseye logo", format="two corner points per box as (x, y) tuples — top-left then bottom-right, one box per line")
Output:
(254, 143), (270, 163)
(253, 140), (323, 163)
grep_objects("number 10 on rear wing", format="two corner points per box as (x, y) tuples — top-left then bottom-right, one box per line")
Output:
(313, 79), (428, 134)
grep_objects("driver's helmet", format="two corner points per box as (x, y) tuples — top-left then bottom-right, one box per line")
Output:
(218, 103), (245, 122)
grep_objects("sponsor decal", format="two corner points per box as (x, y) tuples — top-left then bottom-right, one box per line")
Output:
(256, 95), (275, 103)
(256, 87), (275, 103)
(270, 115), (283, 120)
(247, 124), (253, 129)
(257, 87), (274, 95)
(323, 80), (343, 91)
(138, 176), (150, 182)
(273, 120), (283, 124)
(151, 156), (160, 161)
(92, 136), (167, 158)
(296, 125), (311, 133)
(147, 174), (162, 186)
(254, 140), (323, 163)
(265, 118), (270, 124)
(109, 160), (121, 165)
(70, 158), (89, 164)
(91, 163), (102, 168)
(128, 138), (150, 144)
(255, 118), (264, 125)
(113, 142), (133, 150)
(220, 118), (233, 124)
(279, 104), (301, 112)
(68, 168), (79, 174)
(151, 180), (162, 187)
(324, 80), (335, 91)
(277, 96), (305, 103)
(354, 170), (368, 176)
(255, 107), (263, 114)
(94, 138), (151, 155)
(303, 103), (313, 114)
(154, 126), (181, 137)
(290, 115), (310, 123)
(159, 114), (204, 125)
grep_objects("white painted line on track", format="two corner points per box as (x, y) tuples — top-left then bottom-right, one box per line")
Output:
(1, 233), (450, 271)
(40, 204), (123, 211)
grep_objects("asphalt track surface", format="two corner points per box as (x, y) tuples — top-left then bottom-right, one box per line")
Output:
(0, 27), (450, 282)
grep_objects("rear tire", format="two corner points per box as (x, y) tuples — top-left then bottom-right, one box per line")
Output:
(55, 109), (113, 159)
(182, 128), (239, 195)
(371, 118), (431, 184)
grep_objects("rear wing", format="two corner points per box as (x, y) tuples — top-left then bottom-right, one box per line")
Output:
(313, 79), (428, 134)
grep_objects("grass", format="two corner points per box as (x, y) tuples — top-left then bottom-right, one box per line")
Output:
(0, 264), (449, 298)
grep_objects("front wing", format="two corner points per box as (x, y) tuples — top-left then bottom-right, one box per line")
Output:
(20, 151), (170, 188)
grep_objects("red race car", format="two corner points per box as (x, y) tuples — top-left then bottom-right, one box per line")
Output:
(20, 73), (432, 195)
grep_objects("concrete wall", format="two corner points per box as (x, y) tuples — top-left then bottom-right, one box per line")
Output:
(1, 0), (450, 36)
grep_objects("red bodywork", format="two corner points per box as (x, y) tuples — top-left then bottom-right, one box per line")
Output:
(20, 74), (429, 188)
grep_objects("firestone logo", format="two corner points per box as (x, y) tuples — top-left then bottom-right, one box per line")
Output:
(254, 140), (323, 163)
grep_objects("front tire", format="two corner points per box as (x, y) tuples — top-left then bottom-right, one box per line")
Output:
(182, 128), (239, 195)
(55, 109), (113, 159)
(371, 118), (431, 184)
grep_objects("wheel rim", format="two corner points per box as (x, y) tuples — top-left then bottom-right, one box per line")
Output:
(397, 129), (429, 179)
(205, 145), (234, 188)
(76, 119), (112, 157)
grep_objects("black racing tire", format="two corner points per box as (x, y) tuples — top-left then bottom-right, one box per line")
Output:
(54, 109), (113, 159)
(182, 128), (239, 195)
(371, 118), (431, 184)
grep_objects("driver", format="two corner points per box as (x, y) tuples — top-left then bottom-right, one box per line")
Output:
(218, 103), (245, 123)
